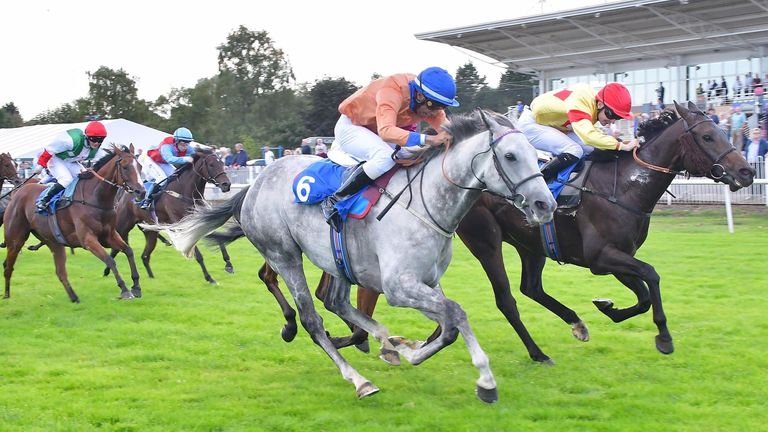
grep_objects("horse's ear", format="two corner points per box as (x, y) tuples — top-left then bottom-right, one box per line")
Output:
(674, 101), (689, 118)
(129, 143), (135, 155)
(687, 101), (699, 113)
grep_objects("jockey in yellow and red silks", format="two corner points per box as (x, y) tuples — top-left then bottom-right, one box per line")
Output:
(518, 82), (639, 182)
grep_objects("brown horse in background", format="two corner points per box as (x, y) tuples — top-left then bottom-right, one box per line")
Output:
(104, 149), (231, 283)
(2, 144), (145, 302)
(211, 102), (755, 361)
(0, 152), (25, 222)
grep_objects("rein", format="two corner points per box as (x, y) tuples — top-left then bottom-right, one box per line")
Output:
(74, 153), (139, 210)
(163, 154), (227, 204)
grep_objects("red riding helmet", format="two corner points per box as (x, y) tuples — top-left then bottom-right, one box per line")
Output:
(84, 121), (107, 138)
(596, 83), (633, 120)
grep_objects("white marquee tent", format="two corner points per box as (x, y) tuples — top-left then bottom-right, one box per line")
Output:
(0, 119), (174, 159)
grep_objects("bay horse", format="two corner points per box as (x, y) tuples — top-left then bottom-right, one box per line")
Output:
(0, 152), (24, 223)
(103, 149), (231, 283)
(2, 144), (145, 302)
(233, 101), (755, 363)
(152, 109), (556, 402)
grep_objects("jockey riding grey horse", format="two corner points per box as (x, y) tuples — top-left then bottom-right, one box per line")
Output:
(149, 110), (557, 402)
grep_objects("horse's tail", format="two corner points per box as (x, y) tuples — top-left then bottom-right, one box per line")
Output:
(204, 224), (246, 249)
(141, 185), (250, 258)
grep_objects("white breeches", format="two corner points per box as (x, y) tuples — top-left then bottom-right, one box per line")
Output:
(140, 155), (174, 182)
(47, 158), (83, 187)
(518, 109), (593, 158)
(332, 115), (397, 179)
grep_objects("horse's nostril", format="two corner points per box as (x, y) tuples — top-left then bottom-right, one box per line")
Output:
(535, 200), (551, 211)
(740, 168), (756, 178)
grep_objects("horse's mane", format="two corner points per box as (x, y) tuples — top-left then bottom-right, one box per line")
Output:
(637, 110), (679, 143)
(442, 109), (513, 143)
(91, 149), (116, 172)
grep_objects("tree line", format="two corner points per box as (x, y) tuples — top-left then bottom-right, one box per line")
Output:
(0, 26), (537, 158)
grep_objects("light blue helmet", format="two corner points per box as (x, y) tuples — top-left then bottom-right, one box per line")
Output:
(413, 67), (460, 107)
(173, 127), (194, 142)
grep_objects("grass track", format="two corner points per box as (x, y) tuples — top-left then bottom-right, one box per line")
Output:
(0, 206), (766, 431)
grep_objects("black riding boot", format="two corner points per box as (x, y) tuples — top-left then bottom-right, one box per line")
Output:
(321, 164), (374, 232)
(36, 182), (65, 212)
(540, 153), (580, 183)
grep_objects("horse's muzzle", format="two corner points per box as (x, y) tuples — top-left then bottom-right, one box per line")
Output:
(219, 182), (231, 193)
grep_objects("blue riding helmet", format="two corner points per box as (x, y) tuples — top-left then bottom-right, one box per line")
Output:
(173, 127), (194, 142)
(411, 67), (460, 107)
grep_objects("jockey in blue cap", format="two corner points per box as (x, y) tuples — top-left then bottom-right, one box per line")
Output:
(321, 66), (459, 231)
(137, 127), (195, 210)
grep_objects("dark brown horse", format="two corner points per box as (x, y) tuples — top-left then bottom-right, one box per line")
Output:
(213, 101), (755, 360)
(3, 144), (145, 302)
(104, 149), (231, 283)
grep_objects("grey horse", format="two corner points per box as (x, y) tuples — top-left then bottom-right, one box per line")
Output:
(151, 109), (556, 402)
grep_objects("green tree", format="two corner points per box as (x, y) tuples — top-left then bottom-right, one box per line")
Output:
(304, 77), (359, 136)
(217, 26), (294, 109)
(496, 69), (537, 110)
(86, 66), (142, 120)
(28, 101), (88, 125)
(454, 62), (488, 112)
(0, 103), (23, 128)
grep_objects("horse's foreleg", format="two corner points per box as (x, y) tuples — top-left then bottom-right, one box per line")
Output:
(3, 237), (26, 299)
(271, 258), (377, 399)
(82, 235), (134, 300)
(103, 248), (120, 277)
(517, 251), (588, 344)
(314, 273), (377, 352)
(48, 244), (79, 303)
(141, 231), (159, 278)
(219, 244), (234, 273)
(193, 246), (216, 284)
(258, 263), (297, 342)
(107, 231), (142, 298)
(590, 245), (672, 354)
(384, 280), (497, 403)
(320, 275), (400, 366)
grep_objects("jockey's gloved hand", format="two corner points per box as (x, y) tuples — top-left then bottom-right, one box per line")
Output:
(78, 171), (94, 179)
(183, 156), (194, 163)
(618, 140), (639, 151)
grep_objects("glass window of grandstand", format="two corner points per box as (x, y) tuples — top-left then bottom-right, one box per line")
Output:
(688, 58), (764, 106)
(615, 68), (679, 112)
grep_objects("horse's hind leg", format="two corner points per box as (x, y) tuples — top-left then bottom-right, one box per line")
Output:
(518, 250), (588, 344)
(140, 230), (159, 278)
(258, 263), (298, 342)
(193, 246), (216, 284)
(220, 244), (234, 273)
(270, 258), (377, 399)
(48, 244), (79, 303)
(315, 273), (376, 353)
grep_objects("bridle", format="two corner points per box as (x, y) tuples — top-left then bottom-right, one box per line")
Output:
(191, 153), (230, 187)
(441, 110), (543, 208)
(632, 112), (736, 179)
(90, 151), (141, 194)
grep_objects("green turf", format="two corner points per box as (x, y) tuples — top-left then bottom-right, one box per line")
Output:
(0, 206), (766, 431)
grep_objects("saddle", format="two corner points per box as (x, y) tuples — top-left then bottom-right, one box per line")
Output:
(36, 178), (79, 215)
(292, 159), (398, 223)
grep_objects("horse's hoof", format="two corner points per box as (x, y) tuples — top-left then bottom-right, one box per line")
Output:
(388, 336), (423, 350)
(356, 381), (379, 399)
(281, 324), (297, 343)
(592, 298), (614, 312)
(655, 335), (674, 355)
(207, 278), (218, 285)
(131, 289), (142, 298)
(379, 347), (400, 366)
(119, 291), (135, 300)
(224, 265), (234, 274)
(102, 269), (110, 277)
(355, 339), (370, 354)
(476, 386), (499, 404)
(71, 297), (80, 304)
(531, 354), (555, 366)
(571, 320), (590, 342)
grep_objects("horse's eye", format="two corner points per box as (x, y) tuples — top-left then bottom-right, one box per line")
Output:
(504, 153), (517, 162)
(702, 134), (713, 142)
